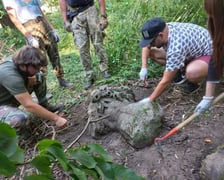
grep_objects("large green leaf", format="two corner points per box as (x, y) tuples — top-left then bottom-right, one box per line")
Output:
(95, 162), (115, 180)
(31, 155), (51, 174)
(87, 144), (113, 162)
(80, 168), (99, 180)
(0, 123), (17, 156)
(0, 151), (17, 177)
(69, 149), (96, 169)
(24, 174), (54, 180)
(9, 146), (24, 164)
(37, 139), (62, 153)
(69, 163), (87, 180)
(46, 144), (69, 170)
(112, 164), (145, 180)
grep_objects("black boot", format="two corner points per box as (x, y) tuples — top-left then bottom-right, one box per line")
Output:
(103, 71), (111, 79)
(84, 79), (94, 90)
(183, 81), (200, 94)
(40, 102), (64, 112)
(58, 78), (73, 87)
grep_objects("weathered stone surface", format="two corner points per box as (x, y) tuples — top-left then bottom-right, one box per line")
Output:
(117, 100), (163, 148)
(88, 85), (163, 148)
(200, 144), (224, 180)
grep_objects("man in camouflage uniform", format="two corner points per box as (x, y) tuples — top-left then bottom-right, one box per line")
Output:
(2, 0), (73, 87)
(0, 46), (68, 131)
(59, 0), (111, 90)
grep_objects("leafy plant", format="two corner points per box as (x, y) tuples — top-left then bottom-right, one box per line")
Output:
(0, 123), (144, 179)
(0, 123), (24, 177)
(0, 0), (207, 104)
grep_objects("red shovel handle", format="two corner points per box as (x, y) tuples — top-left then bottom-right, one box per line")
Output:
(154, 127), (179, 145)
(154, 92), (224, 145)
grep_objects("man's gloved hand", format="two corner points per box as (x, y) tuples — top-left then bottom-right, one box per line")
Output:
(52, 29), (60, 42)
(100, 17), (108, 30)
(26, 35), (39, 48)
(138, 97), (151, 104)
(64, 21), (72, 32)
(139, 68), (148, 80)
(194, 96), (214, 115)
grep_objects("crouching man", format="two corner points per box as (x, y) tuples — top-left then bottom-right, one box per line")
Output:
(0, 46), (67, 130)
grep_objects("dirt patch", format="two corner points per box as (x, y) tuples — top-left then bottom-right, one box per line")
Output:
(20, 79), (224, 180)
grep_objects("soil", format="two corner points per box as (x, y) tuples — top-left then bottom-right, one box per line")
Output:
(20, 78), (224, 180)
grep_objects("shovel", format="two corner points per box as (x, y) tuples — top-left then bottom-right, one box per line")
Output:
(154, 92), (224, 148)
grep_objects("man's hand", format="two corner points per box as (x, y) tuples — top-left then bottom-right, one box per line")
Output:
(139, 68), (148, 80)
(26, 35), (39, 48)
(52, 29), (60, 42)
(55, 117), (68, 127)
(194, 96), (214, 115)
(64, 21), (72, 32)
(99, 17), (108, 30)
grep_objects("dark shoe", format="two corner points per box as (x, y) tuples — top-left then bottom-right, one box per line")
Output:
(58, 78), (73, 87)
(40, 102), (64, 112)
(103, 71), (111, 79)
(172, 71), (186, 84)
(46, 93), (53, 100)
(84, 79), (94, 90)
(183, 82), (200, 94)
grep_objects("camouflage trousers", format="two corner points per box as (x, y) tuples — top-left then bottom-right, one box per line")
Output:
(23, 17), (65, 78)
(0, 72), (48, 130)
(71, 5), (109, 80)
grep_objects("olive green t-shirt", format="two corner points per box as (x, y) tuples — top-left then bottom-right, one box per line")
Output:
(0, 59), (27, 106)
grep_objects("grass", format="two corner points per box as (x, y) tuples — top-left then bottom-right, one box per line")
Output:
(0, 0), (207, 108)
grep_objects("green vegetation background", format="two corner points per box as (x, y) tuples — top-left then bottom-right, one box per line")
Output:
(0, 0), (206, 107)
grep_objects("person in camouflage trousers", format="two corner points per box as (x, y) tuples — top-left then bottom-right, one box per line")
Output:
(0, 46), (68, 132)
(59, 0), (111, 90)
(2, 0), (73, 87)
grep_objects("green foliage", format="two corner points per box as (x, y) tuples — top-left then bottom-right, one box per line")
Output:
(0, 123), (144, 179)
(0, 123), (24, 177)
(0, 0), (207, 105)
(0, 26), (25, 59)
(0, 1), (208, 179)
(104, 0), (206, 79)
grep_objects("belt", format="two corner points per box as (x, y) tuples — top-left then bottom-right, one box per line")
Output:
(68, 2), (94, 13)
(23, 16), (43, 25)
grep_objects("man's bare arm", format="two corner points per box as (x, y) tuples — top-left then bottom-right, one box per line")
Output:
(15, 92), (67, 127)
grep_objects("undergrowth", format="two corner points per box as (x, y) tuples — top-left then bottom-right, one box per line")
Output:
(0, 0), (206, 108)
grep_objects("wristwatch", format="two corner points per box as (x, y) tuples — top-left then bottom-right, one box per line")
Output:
(101, 14), (107, 18)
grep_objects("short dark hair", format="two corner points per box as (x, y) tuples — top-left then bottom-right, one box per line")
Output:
(12, 46), (48, 67)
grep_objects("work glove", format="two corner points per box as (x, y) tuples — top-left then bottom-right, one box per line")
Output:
(26, 35), (39, 48)
(64, 21), (72, 32)
(139, 68), (148, 80)
(138, 97), (151, 104)
(99, 17), (108, 30)
(194, 96), (214, 115)
(51, 29), (60, 42)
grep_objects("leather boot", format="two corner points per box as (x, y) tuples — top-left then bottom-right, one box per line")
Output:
(84, 79), (94, 90)
(58, 78), (73, 87)
(103, 71), (111, 79)
(40, 102), (64, 112)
